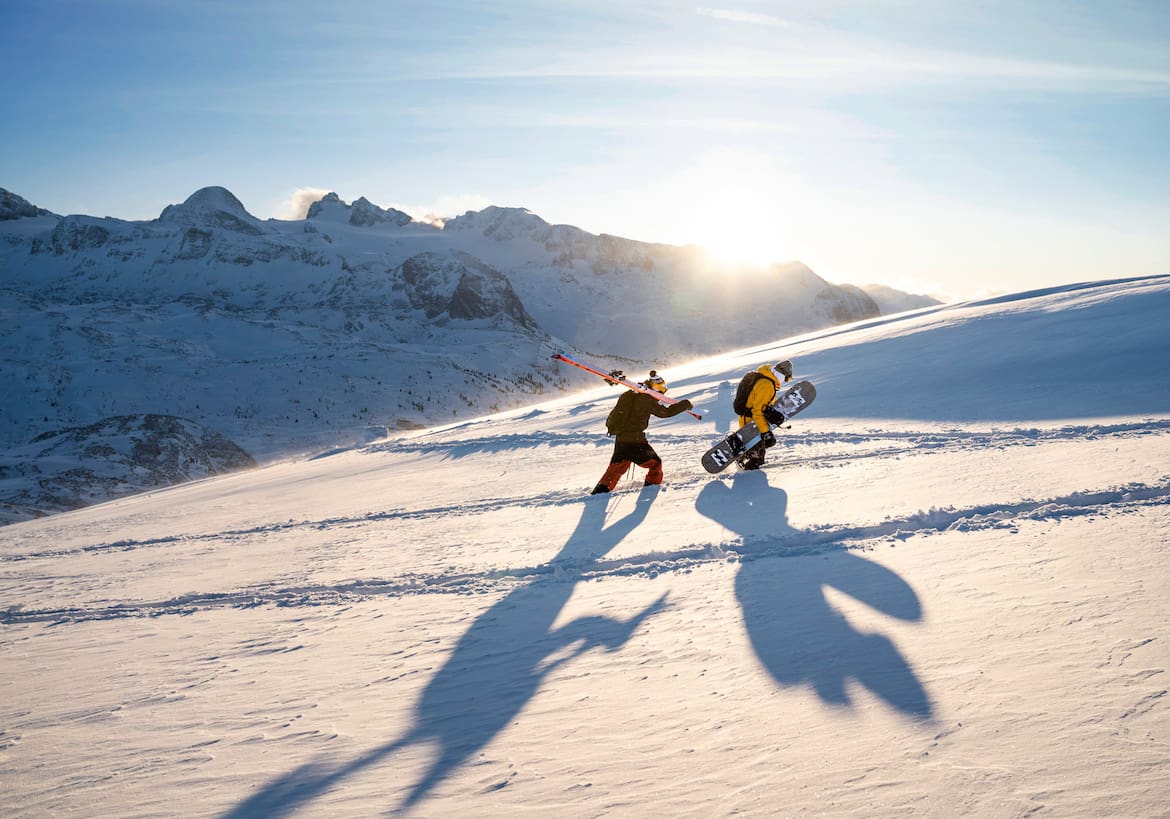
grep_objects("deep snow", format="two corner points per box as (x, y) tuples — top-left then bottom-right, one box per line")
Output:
(2, 275), (1169, 816)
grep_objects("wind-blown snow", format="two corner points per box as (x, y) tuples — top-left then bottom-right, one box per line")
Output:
(2, 275), (1169, 816)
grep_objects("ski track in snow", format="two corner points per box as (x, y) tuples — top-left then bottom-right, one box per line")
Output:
(4, 420), (1169, 626)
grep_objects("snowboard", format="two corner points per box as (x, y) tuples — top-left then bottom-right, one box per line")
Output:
(701, 380), (817, 474)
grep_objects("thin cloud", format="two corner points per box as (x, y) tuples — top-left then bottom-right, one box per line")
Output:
(697, 7), (792, 28)
(391, 193), (496, 226)
(421, 43), (1170, 93)
(415, 18), (1170, 94)
(279, 187), (332, 220)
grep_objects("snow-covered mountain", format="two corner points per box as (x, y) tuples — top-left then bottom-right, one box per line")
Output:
(0, 414), (255, 522)
(0, 185), (935, 521)
(2, 275), (1168, 816)
(859, 282), (940, 314)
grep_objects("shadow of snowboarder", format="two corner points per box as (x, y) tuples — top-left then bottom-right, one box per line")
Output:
(225, 488), (666, 817)
(712, 379), (738, 434)
(696, 471), (934, 721)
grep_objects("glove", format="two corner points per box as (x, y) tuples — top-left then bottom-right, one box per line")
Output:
(763, 406), (786, 426)
(604, 369), (623, 386)
(761, 430), (776, 448)
(678, 399), (694, 411)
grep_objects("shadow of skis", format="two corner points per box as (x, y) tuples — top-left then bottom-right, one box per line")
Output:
(696, 471), (935, 721)
(224, 487), (667, 817)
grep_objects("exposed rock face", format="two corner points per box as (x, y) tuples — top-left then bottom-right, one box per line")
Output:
(349, 196), (413, 227)
(177, 226), (214, 259)
(397, 251), (539, 329)
(50, 216), (111, 253)
(0, 415), (255, 525)
(0, 188), (52, 220)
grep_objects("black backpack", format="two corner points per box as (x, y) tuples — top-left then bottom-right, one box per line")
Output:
(605, 391), (637, 436)
(732, 371), (764, 416)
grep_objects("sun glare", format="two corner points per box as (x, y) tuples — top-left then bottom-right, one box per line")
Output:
(691, 190), (789, 267)
(667, 151), (796, 268)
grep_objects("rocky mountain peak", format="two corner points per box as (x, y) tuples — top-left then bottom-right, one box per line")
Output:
(443, 206), (550, 240)
(350, 196), (413, 227)
(157, 186), (264, 235)
(0, 188), (54, 221)
(307, 192), (413, 227)
(305, 192), (345, 220)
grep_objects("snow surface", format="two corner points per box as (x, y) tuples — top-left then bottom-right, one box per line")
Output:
(2, 275), (1170, 816)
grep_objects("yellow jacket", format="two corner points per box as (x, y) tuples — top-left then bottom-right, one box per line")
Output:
(738, 364), (781, 433)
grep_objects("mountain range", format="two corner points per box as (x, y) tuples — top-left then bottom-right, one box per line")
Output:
(0, 185), (937, 522)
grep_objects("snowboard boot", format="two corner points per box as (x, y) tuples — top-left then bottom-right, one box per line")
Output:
(738, 447), (765, 470)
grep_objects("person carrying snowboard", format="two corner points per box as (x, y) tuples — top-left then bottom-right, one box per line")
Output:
(591, 371), (694, 494)
(735, 359), (793, 470)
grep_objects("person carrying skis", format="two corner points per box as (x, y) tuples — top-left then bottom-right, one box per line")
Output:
(591, 371), (694, 494)
(735, 359), (793, 470)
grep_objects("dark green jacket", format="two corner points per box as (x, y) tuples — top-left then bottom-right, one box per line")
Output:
(608, 392), (693, 443)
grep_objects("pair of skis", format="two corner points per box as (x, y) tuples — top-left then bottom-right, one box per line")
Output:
(551, 353), (703, 420)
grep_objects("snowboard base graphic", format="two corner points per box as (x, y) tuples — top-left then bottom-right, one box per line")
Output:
(701, 380), (816, 474)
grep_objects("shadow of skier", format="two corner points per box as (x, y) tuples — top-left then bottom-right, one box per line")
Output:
(696, 471), (934, 721)
(224, 487), (666, 817)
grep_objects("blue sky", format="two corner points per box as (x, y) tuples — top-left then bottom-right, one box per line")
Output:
(2, 0), (1168, 299)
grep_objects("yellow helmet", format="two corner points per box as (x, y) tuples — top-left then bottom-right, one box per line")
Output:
(642, 370), (668, 393)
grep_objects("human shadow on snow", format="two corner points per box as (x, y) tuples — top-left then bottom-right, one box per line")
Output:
(696, 470), (934, 721)
(224, 487), (666, 817)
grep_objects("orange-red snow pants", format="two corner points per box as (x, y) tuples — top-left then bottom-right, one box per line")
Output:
(596, 440), (663, 491)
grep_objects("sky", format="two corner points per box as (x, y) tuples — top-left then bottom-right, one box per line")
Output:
(2, 0), (1168, 300)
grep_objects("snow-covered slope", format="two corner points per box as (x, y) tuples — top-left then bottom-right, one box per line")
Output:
(2, 275), (1168, 816)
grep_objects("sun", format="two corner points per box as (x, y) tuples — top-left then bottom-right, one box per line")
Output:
(667, 152), (796, 268)
(688, 190), (791, 267)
